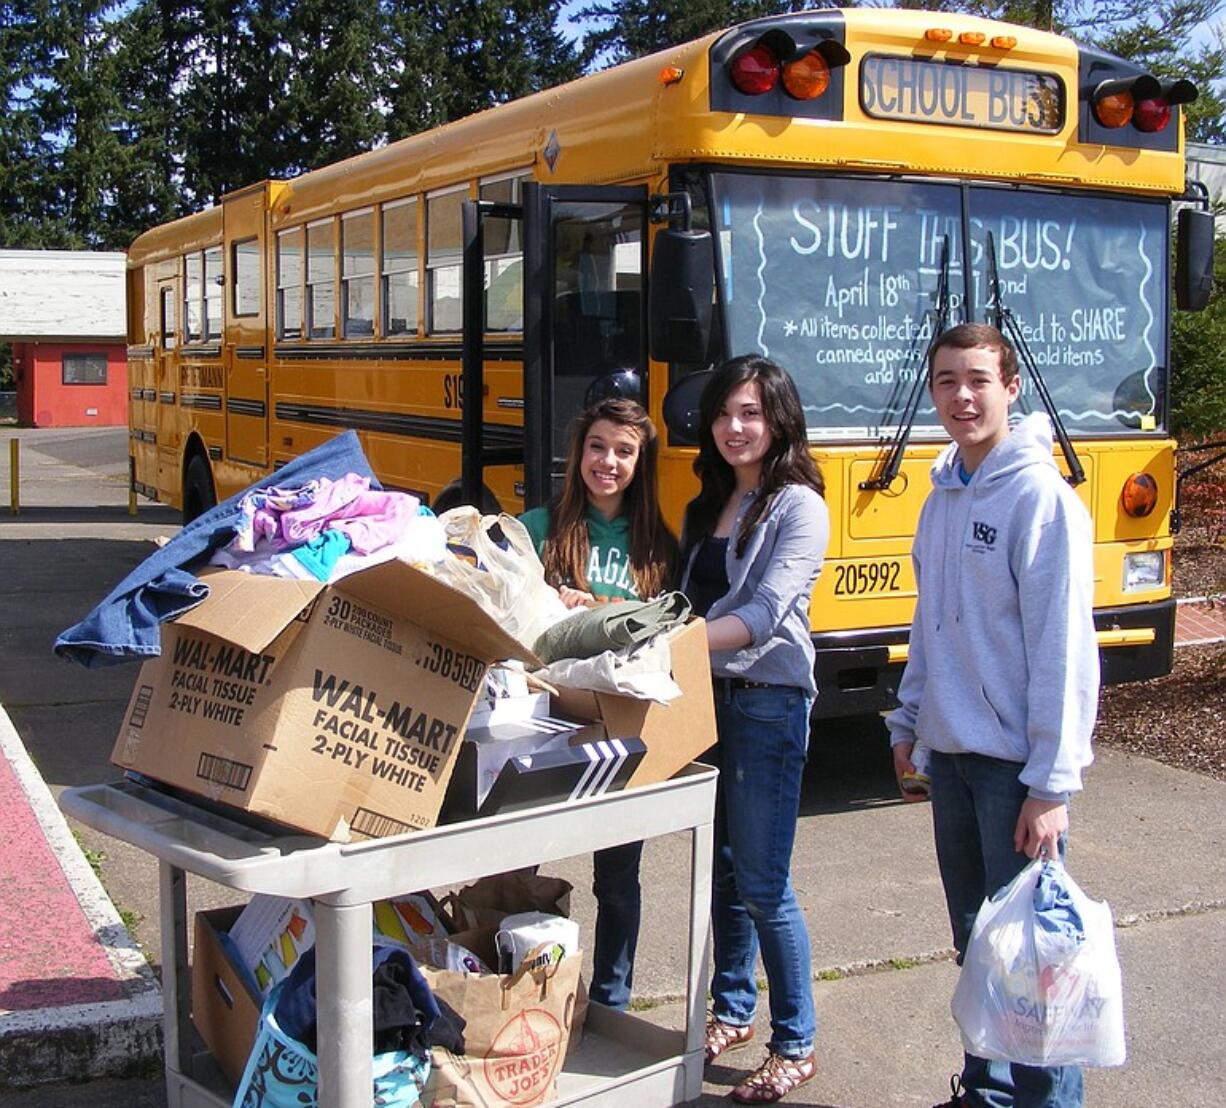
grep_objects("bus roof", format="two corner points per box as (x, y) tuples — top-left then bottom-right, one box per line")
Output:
(128, 8), (1190, 265)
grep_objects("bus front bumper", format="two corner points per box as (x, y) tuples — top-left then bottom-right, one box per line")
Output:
(811, 598), (1176, 721)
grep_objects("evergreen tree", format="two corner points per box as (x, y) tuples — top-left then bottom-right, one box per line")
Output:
(577, 0), (809, 67)
(39, 0), (138, 247)
(0, 0), (64, 246)
(384, 0), (581, 139)
(1171, 224), (1226, 437)
(275, 0), (384, 176)
(107, 0), (194, 238)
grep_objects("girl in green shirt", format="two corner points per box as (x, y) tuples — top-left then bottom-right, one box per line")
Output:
(519, 397), (678, 1009)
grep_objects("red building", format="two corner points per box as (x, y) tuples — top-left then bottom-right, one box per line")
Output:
(2, 250), (128, 428)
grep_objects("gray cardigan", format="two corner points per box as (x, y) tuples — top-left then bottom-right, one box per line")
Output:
(680, 483), (829, 698)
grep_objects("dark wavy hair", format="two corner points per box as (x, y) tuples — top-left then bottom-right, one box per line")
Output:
(542, 397), (679, 599)
(683, 356), (824, 558)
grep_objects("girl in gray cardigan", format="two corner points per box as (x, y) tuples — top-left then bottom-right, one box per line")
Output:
(680, 356), (829, 1104)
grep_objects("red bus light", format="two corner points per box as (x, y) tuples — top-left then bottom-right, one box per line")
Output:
(1134, 97), (1172, 132)
(730, 45), (780, 95)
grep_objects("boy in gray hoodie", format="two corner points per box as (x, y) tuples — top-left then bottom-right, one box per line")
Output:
(887, 323), (1098, 1108)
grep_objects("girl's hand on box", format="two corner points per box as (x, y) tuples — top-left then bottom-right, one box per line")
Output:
(559, 585), (598, 609)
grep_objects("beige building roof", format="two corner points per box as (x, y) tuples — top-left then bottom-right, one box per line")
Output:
(0, 249), (126, 342)
(1187, 142), (1226, 206)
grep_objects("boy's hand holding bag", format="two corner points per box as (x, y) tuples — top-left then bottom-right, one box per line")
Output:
(952, 859), (1125, 1068)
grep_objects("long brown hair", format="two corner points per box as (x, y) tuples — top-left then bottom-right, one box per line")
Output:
(542, 398), (679, 599)
(684, 356), (824, 559)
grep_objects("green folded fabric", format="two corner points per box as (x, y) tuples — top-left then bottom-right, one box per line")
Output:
(531, 592), (692, 665)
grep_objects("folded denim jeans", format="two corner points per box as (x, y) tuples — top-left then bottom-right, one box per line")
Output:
(54, 431), (377, 668)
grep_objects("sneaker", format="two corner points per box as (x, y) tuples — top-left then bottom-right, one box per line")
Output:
(704, 1013), (753, 1063)
(934, 1074), (969, 1107)
(730, 1049), (817, 1104)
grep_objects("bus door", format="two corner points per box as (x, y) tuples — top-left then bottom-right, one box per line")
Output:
(154, 275), (180, 495)
(222, 187), (269, 467)
(461, 184), (648, 509)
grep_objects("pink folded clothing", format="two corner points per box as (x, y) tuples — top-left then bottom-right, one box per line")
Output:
(278, 473), (371, 547)
(326, 491), (421, 554)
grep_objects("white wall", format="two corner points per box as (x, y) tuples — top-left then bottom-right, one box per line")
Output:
(0, 249), (126, 341)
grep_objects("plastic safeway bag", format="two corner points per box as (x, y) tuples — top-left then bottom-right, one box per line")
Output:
(952, 859), (1125, 1068)
(431, 508), (570, 653)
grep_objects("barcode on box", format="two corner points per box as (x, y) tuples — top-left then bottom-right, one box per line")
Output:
(351, 808), (414, 839)
(196, 753), (252, 792)
(128, 685), (154, 729)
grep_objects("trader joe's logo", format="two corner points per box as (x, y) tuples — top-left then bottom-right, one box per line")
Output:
(484, 1008), (562, 1105)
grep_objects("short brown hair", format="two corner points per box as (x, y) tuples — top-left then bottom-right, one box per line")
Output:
(928, 323), (1018, 386)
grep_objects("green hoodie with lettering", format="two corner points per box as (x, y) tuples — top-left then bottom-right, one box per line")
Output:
(519, 505), (639, 601)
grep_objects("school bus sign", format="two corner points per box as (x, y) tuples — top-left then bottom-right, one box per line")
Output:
(861, 56), (1063, 133)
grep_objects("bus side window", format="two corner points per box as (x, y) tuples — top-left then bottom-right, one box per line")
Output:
(204, 246), (222, 340)
(479, 172), (530, 332)
(306, 218), (336, 339)
(427, 187), (466, 333)
(233, 238), (261, 318)
(184, 252), (203, 342)
(277, 227), (303, 340)
(160, 286), (177, 350)
(342, 209), (375, 338)
(382, 198), (419, 337)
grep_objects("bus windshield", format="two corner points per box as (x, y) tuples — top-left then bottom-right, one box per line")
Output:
(712, 172), (1170, 440)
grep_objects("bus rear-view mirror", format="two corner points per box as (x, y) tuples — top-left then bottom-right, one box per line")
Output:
(1176, 207), (1214, 311)
(662, 368), (713, 445)
(649, 228), (714, 363)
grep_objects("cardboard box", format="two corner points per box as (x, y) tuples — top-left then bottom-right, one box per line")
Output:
(548, 619), (716, 790)
(115, 563), (716, 841)
(193, 905), (261, 1089)
(112, 562), (535, 841)
(440, 724), (647, 823)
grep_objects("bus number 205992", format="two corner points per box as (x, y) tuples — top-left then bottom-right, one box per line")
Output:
(833, 560), (903, 596)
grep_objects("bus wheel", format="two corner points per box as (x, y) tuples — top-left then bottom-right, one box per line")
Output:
(433, 481), (500, 516)
(182, 454), (217, 524)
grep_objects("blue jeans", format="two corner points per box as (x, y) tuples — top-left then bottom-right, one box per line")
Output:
(928, 751), (1083, 1108)
(708, 684), (816, 1059)
(589, 840), (644, 1010)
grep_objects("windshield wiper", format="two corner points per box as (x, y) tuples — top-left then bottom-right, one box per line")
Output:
(985, 232), (1086, 487)
(860, 235), (952, 492)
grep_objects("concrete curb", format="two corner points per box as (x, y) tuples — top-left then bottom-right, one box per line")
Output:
(0, 706), (162, 1087)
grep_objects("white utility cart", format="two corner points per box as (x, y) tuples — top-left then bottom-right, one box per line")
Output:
(60, 762), (717, 1108)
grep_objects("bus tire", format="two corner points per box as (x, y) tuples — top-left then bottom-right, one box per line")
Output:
(433, 481), (500, 516)
(182, 454), (217, 524)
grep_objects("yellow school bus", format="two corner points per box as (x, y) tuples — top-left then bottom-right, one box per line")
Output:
(126, 7), (1213, 717)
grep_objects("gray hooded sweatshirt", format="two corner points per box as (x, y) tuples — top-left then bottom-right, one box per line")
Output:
(886, 414), (1098, 800)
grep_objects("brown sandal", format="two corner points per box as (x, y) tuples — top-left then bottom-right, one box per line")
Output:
(704, 1014), (754, 1063)
(730, 1049), (817, 1103)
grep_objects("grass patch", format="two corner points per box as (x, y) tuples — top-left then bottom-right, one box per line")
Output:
(889, 957), (919, 971)
(72, 830), (105, 878)
(627, 996), (660, 1012)
(119, 908), (142, 936)
(816, 968), (845, 982)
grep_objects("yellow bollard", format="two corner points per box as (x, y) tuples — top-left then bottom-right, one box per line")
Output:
(9, 438), (17, 515)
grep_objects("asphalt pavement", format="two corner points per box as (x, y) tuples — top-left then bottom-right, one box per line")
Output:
(0, 425), (1224, 1106)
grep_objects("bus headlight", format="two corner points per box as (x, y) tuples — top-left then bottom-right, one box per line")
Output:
(1123, 551), (1165, 592)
